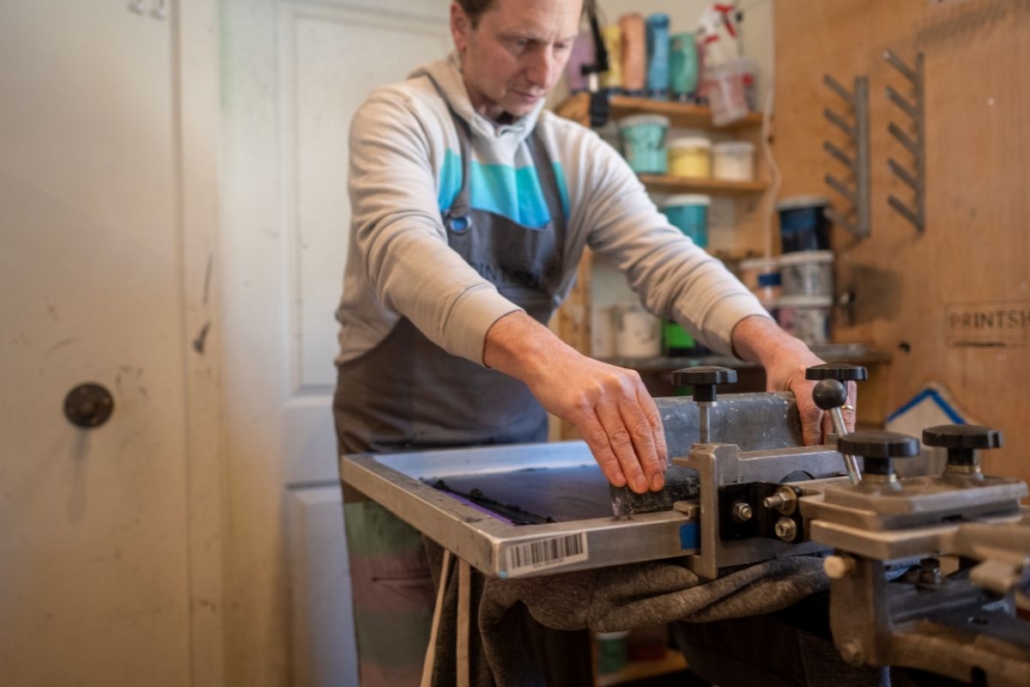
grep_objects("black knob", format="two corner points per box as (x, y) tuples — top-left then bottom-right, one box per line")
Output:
(64, 383), (115, 429)
(923, 425), (1002, 467)
(812, 379), (849, 411)
(805, 363), (868, 382)
(672, 366), (737, 403)
(838, 430), (920, 478)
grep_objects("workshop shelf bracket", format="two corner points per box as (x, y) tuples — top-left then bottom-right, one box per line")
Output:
(884, 50), (926, 233)
(822, 73), (871, 239)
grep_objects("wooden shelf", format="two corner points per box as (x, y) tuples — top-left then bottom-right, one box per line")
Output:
(554, 93), (764, 130)
(638, 174), (767, 196)
(596, 649), (688, 687)
(610, 95), (763, 130)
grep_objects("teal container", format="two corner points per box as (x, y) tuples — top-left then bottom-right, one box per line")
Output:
(663, 194), (711, 248)
(619, 114), (669, 174)
(669, 32), (699, 102)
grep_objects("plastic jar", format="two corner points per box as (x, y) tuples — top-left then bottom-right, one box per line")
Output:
(776, 295), (832, 346)
(712, 141), (755, 181)
(596, 631), (630, 674)
(738, 257), (778, 291)
(619, 115), (670, 174)
(613, 303), (660, 358)
(777, 196), (831, 253)
(667, 137), (711, 178)
(778, 250), (834, 298)
(662, 194), (710, 248)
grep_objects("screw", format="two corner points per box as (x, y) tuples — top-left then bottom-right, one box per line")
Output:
(774, 517), (798, 542)
(763, 493), (786, 510)
(731, 501), (753, 523)
(839, 639), (865, 666)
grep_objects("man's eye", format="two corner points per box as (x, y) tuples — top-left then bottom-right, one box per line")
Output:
(513, 39), (529, 49)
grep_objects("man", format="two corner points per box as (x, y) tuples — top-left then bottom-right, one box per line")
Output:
(334, 0), (854, 684)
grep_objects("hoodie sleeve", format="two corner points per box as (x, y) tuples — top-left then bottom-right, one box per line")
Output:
(347, 91), (522, 365)
(573, 129), (771, 356)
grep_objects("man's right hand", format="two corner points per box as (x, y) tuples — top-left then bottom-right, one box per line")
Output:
(483, 311), (668, 494)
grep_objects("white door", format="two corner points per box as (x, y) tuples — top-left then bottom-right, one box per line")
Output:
(0, 2), (220, 686)
(219, 1), (451, 685)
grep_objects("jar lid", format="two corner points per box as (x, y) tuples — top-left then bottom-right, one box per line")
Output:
(777, 295), (833, 308)
(739, 257), (778, 271)
(712, 141), (755, 153)
(619, 114), (670, 128)
(663, 194), (711, 207)
(776, 195), (830, 211)
(757, 272), (782, 287)
(777, 250), (834, 266)
(668, 136), (712, 149)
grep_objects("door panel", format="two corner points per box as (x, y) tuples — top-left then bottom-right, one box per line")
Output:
(0, 3), (191, 685)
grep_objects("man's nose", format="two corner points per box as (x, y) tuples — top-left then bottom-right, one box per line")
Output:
(526, 48), (560, 88)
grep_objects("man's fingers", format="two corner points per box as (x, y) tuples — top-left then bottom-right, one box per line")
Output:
(617, 395), (665, 490)
(637, 387), (669, 471)
(842, 381), (858, 432)
(596, 398), (650, 494)
(575, 411), (627, 488)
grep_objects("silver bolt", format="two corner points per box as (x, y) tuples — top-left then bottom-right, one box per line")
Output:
(774, 517), (798, 542)
(763, 486), (798, 515)
(763, 493), (786, 510)
(731, 501), (753, 523)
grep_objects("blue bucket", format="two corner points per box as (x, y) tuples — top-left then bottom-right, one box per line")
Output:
(663, 194), (711, 248)
(620, 115), (669, 174)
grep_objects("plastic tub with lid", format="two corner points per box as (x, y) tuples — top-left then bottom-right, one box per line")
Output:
(712, 141), (755, 181)
(776, 295), (832, 346)
(778, 250), (834, 297)
(662, 194), (710, 248)
(619, 115), (669, 174)
(777, 196), (831, 253)
(667, 136), (711, 178)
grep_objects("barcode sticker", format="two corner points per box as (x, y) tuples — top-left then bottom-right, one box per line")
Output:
(504, 533), (589, 576)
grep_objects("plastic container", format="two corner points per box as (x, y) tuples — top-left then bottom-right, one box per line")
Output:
(738, 257), (778, 291)
(667, 137), (711, 178)
(776, 295), (832, 346)
(712, 141), (755, 181)
(565, 32), (596, 93)
(620, 115), (669, 174)
(729, 56), (760, 111)
(613, 303), (660, 358)
(669, 32), (700, 102)
(777, 196), (831, 253)
(596, 631), (630, 674)
(645, 14), (670, 99)
(663, 320), (694, 356)
(663, 194), (710, 248)
(601, 25), (624, 92)
(704, 60), (750, 126)
(619, 14), (646, 96)
(778, 250), (834, 298)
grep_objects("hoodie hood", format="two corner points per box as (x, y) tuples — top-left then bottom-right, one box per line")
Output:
(410, 52), (546, 142)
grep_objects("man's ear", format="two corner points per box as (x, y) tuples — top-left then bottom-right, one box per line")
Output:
(451, 2), (471, 54)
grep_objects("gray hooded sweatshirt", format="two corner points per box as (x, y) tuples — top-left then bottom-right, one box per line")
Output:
(336, 54), (770, 367)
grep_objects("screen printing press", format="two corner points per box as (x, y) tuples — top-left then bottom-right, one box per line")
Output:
(340, 364), (1030, 685)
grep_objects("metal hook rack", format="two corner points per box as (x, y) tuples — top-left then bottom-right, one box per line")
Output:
(884, 51), (926, 232)
(822, 74), (871, 239)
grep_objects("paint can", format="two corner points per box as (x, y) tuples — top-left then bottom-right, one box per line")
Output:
(619, 115), (669, 174)
(778, 250), (834, 298)
(613, 303), (661, 358)
(667, 136), (712, 178)
(776, 295), (832, 346)
(777, 196), (831, 253)
(662, 194), (710, 248)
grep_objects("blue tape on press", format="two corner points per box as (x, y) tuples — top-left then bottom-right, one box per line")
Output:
(679, 522), (699, 550)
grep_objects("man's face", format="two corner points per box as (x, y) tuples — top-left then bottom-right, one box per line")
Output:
(451, 0), (583, 121)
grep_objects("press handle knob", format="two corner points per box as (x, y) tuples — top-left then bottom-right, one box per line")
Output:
(805, 363), (868, 382)
(812, 379), (849, 411)
(923, 424), (1002, 468)
(838, 430), (920, 479)
(672, 366), (737, 403)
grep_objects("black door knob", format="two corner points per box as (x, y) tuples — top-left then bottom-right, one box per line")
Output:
(672, 366), (737, 403)
(923, 424), (1002, 469)
(64, 383), (115, 429)
(805, 363), (869, 382)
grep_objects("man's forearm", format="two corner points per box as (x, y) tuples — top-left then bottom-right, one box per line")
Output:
(731, 314), (814, 370)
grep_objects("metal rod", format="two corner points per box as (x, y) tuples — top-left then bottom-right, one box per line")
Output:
(888, 158), (920, 191)
(830, 406), (862, 485)
(915, 53), (925, 233)
(888, 122), (919, 156)
(854, 77), (871, 239)
(885, 50), (919, 84)
(826, 174), (856, 205)
(824, 141), (856, 170)
(888, 195), (922, 230)
(886, 86), (918, 119)
(699, 406), (710, 444)
(823, 107), (856, 137)
(823, 74), (855, 106)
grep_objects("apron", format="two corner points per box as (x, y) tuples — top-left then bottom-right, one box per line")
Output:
(334, 110), (568, 455)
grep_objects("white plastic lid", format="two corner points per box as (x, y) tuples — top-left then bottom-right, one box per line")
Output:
(776, 195), (830, 211)
(712, 141), (755, 153)
(739, 257), (778, 272)
(777, 250), (834, 266)
(619, 114), (670, 128)
(663, 194), (711, 207)
(668, 136), (712, 149)
(777, 295), (833, 308)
